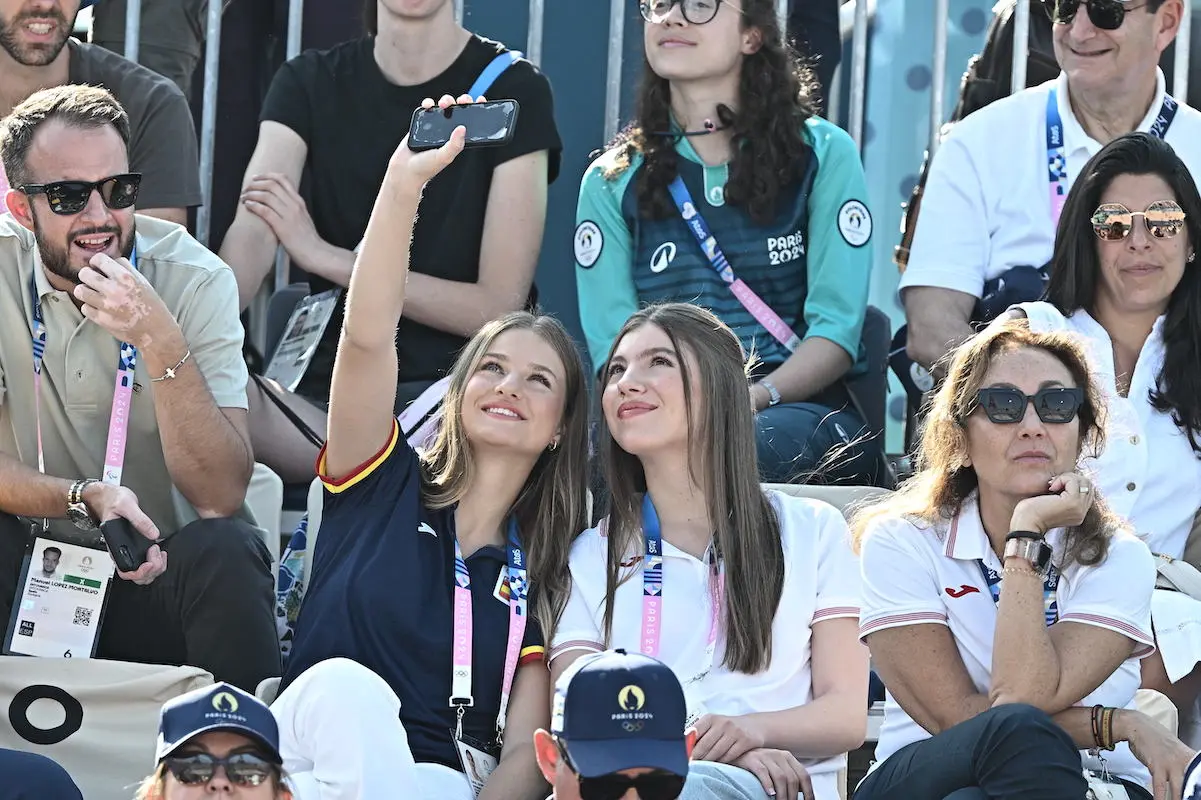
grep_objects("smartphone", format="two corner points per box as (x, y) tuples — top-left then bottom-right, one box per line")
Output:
(408, 100), (520, 152)
(99, 518), (154, 573)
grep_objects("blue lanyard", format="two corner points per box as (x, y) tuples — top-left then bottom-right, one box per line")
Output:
(1046, 87), (1177, 224)
(665, 177), (803, 352)
(976, 559), (1060, 627)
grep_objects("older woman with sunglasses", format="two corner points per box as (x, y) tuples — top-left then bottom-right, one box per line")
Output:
(851, 320), (1195, 800)
(999, 132), (1201, 734)
(136, 682), (292, 800)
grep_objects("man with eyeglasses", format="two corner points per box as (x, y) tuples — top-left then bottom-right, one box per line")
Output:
(0, 84), (280, 691)
(898, 0), (1201, 378)
(535, 650), (694, 800)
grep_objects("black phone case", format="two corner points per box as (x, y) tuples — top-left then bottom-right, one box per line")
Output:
(100, 518), (152, 573)
(407, 100), (520, 152)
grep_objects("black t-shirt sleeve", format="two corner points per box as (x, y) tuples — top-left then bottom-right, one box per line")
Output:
(487, 61), (563, 183)
(520, 611), (546, 664)
(261, 54), (317, 143)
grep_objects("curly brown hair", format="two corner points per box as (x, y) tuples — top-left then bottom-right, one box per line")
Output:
(603, 0), (821, 226)
(850, 319), (1120, 568)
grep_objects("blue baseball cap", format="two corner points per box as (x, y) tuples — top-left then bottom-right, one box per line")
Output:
(552, 649), (688, 779)
(155, 682), (282, 765)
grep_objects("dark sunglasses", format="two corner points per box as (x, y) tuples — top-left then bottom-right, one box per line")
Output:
(640, 0), (727, 25)
(1041, 0), (1147, 30)
(163, 752), (277, 787)
(974, 387), (1085, 425)
(1091, 200), (1187, 241)
(558, 740), (685, 800)
(18, 173), (141, 216)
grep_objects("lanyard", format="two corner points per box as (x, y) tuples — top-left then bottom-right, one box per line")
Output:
(449, 518), (528, 744)
(29, 249), (138, 499)
(976, 560), (1060, 627)
(1046, 87), (1177, 227)
(666, 176), (802, 353)
(640, 494), (724, 688)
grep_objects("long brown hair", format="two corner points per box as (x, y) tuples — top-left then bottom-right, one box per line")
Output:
(603, 0), (821, 226)
(421, 311), (590, 633)
(1045, 132), (1201, 454)
(599, 303), (783, 674)
(851, 319), (1116, 567)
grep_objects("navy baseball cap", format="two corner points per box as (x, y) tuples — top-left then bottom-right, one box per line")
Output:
(552, 649), (688, 779)
(156, 682), (282, 765)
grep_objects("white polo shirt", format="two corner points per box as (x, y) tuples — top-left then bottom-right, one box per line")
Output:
(900, 69), (1201, 299)
(858, 495), (1155, 786)
(1018, 302), (1201, 558)
(550, 490), (860, 800)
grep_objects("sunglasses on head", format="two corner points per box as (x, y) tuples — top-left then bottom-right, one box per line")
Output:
(639, 0), (725, 25)
(558, 739), (686, 800)
(163, 752), (276, 787)
(18, 173), (141, 216)
(974, 387), (1085, 425)
(1042, 0), (1148, 30)
(1091, 200), (1187, 241)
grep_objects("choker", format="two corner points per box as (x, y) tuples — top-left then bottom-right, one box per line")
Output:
(650, 119), (728, 137)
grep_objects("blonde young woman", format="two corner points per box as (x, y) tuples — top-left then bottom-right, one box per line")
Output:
(551, 303), (868, 800)
(267, 96), (590, 800)
(852, 320), (1194, 800)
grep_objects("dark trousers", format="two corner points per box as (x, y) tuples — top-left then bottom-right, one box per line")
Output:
(0, 513), (281, 692)
(853, 704), (1151, 800)
(755, 403), (885, 486)
(0, 749), (82, 799)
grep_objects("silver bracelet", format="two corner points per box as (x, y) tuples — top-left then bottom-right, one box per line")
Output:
(758, 379), (782, 407)
(151, 350), (191, 382)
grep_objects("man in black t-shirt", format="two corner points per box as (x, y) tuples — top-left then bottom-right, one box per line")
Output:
(221, 0), (562, 483)
(0, 0), (201, 223)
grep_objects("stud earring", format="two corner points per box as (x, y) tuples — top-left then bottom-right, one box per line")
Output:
(1188, 251), (1196, 263)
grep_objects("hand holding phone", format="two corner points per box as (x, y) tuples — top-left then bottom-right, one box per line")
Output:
(100, 517), (170, 582)
(408, 98), (519, 152)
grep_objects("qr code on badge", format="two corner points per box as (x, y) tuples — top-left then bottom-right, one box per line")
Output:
(73, 606), (92, 627)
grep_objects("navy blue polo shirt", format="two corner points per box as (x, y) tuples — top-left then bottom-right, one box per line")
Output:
(280, 420), (546, 770)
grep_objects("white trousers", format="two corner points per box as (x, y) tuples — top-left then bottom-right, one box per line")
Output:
(270, 657), (475, 800)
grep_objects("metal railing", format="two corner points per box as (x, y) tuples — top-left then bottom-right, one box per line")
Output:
(118, 0), (1194, 300)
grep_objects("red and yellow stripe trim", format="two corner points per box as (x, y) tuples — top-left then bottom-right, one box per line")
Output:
(518, 645), (546, 667)
(318, 419), (401, 494)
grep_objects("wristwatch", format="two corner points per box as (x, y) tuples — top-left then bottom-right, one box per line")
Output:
(66, 479), (100, 530)
(1003, 534), (1054, 576)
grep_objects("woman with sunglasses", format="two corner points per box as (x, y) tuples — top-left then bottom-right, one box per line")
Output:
(267, 97), (590, 800)
(573, 0), (883, 487)
(551, 303), (869, 800)
(998, 132), (1201, 727)
(136, 682), (291, 800)
(851, 319), (1195, 799)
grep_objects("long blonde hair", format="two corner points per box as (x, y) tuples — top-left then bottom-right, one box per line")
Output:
(850, 319), (1116, 566)
(420, 311), (590, 634)
(598, 303), (783, 674)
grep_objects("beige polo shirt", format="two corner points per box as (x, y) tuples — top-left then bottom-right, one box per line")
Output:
(0, 214), (250, 537)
